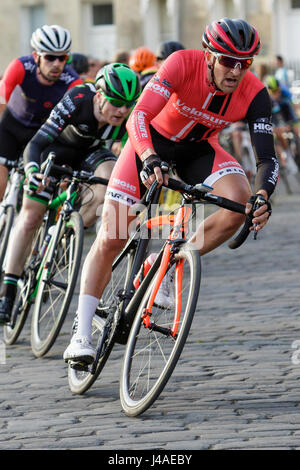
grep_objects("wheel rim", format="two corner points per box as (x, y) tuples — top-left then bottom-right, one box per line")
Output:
(122, 251), (197, 410)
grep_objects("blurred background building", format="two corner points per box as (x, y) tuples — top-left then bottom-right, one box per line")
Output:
(0, 0), (300, 86)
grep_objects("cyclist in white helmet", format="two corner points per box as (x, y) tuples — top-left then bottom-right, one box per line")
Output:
(0, 24), (82, 202)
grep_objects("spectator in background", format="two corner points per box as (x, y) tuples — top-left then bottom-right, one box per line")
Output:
(254, 62), (269, 82)
(274, 55), (291, 88)
(71, 52), (95, 82)
(129, 46), (157, 89)
(87, 56), (102, 79)
(156, 40), (185, 66)
(113, 49), (130, 65)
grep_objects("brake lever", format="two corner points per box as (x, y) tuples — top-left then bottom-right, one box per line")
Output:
(252, 195), (267, 240)
(41, 152), (56, 186)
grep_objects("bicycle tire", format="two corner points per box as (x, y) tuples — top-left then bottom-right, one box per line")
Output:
(0, 205), (14, 274)
(120, 244), (201, 417)
(3, 224), (45, 345)
(3, 272), (32, 345)
(30, 212), (84, 357)
(67, 248), (135, 395)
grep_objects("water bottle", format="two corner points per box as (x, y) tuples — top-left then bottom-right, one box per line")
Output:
(39, 225), (55, 258)
(133, 253), (158, 289)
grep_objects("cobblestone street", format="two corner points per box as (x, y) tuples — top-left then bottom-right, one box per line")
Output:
(1, 180), (300, 451)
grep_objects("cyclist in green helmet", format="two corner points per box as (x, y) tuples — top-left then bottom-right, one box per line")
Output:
(95, 62), (141, 156)
(96, 62), (141, 104)
(0, 62), (141, 324)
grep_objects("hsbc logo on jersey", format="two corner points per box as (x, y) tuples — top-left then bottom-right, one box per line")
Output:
(112, 178), (137, 193)
(253, 118), (273, 134)
(147, 81), (171, 100)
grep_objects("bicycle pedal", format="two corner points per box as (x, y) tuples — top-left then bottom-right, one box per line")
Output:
(68, 360), (90, 372)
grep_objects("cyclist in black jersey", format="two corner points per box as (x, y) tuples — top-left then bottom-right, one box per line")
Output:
(0, 25), (82, 202)
(0, 63), (141, 324)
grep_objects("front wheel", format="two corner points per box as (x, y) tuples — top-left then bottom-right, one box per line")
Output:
(30, 212), (84, 357)
(120, 245), (201, 417)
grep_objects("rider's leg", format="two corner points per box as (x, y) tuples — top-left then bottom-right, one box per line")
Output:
(0, 196), (46, 322)
(64, 139), (145, 360)
(5, 197), (46, 275)
(80, 198), (134, 298)
(190, 173), (252, 254)
(63, 198), (135, 361)
(0, 165), (9, 202)
(79, 159), (115, 227)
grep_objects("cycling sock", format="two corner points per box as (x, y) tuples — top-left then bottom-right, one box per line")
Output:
(76, 294), (99, 341)
(1, 274), (20, 301)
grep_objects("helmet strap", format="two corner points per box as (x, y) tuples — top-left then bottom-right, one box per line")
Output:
(97, 91), (106, 114)
(208, 56), (221, 91)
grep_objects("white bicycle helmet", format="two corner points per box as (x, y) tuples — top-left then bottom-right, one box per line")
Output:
(31, 25), (72, 54)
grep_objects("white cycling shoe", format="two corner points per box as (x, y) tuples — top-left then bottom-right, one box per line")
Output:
(154, 265), (175, 309)
(63, 335), (96, 364)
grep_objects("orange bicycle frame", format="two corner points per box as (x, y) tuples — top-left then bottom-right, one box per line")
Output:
(142, 205), (192, 336)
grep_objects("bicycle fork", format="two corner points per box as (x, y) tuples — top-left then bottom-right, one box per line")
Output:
(141, 204), (191, 338)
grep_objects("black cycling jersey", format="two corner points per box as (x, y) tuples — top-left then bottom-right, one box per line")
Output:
(23, 83), (127, 170)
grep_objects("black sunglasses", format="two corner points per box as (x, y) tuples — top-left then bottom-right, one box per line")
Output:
(40, 53), (69, 63)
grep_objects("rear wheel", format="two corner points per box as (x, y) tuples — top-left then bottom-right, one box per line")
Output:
(120, 245), (201, 417)
(30, 212), (84, 357)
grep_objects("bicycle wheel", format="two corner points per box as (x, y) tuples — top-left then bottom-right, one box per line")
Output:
(3, 224), (44, 345)
(30, 212), (84, 357)
(0, 205), (14, 275)
(120, 244), (201, 417)
(68, 247), (135, 395)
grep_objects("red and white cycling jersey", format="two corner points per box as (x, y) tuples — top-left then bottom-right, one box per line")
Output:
(107, 49), (278, 206)
(127, 49), (265, 153)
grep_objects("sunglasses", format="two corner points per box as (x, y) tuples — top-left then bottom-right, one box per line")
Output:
(214, 53), (253, 70)
(40, 53), (69, 63)
(102, 93), (136, 108)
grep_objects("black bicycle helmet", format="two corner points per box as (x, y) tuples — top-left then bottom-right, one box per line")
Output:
(156, 40), (185, 60)
(202, 18), (261, 57)
(71, 53), (89, 75)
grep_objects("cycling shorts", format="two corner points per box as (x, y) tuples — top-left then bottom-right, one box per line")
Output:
(106, 125), (246, 207)
(26, 143), (117, 205)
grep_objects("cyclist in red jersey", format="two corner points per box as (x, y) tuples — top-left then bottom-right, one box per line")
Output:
(63, 18), (278, 364)
(0, 25), (82, 201)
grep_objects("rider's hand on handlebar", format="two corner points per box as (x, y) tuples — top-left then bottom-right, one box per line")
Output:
(27, 172), (50, 194)
(140, 154), (169, 189)
(245, 190), (272, 232)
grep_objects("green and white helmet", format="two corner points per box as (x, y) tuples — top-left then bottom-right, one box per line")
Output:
(95, 62), (141, 102)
